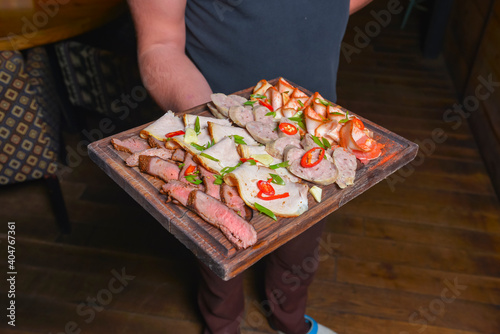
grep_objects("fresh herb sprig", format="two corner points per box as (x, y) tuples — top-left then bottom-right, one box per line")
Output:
(254, 202), (277, 221)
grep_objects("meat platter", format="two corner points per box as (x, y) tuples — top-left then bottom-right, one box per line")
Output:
(88, 78), (418, 280)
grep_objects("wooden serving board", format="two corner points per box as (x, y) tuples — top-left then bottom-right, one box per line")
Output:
(88, 78), (418, 280)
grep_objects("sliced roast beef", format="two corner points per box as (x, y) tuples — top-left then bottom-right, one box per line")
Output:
(165, 139), (181, 150)
(160, 180), (198, 206)
(265, 137), (301, 159)
(147, 136), (165, 149)
(198, 166), (221, 200)
(125, 148), (174, 167)
(111, 137), (150, 154)
(179, 153), (196, 179)
(220, 184), (253, 221)
(171, 148), (186, 162)
(187, 190), (258, 250)
(246, 121), (279, 144)
(139, 156), (180, 182)
(229, 105), (255, 127)
(286, 147), (338, 186)
(332, 147), (357, 189)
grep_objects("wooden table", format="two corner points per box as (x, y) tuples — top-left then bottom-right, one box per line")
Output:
(0, 0), (126, 50)
(88, 79), (419, 280)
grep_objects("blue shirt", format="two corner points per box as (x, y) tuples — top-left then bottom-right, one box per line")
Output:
(185, 0), (350, 102)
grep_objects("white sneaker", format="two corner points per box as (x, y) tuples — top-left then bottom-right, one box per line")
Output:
(277, 315), (337, 334)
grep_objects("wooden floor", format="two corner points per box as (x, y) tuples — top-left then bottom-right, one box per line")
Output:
(1, 2), (499, 334)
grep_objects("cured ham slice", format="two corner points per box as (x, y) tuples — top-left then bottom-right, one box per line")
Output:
(187, 190), (257, 250)
(253, 79), (273, 96)
(339, 119), (383, 163)
(139, 156), (180, 182)
(276, 77), (295, 95)
(125, 148), (174, 167)
(304, 106), (326, 135)
(140, 110), (184, 140)
(111, 137), (150, 154)
(223, 163), (309, 218)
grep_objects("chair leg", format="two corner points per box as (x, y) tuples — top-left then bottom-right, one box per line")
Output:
(44, 174), (71, 234)
(401, 0), (418, 29)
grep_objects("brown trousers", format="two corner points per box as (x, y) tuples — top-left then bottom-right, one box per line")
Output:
(198, 220), (326, 334)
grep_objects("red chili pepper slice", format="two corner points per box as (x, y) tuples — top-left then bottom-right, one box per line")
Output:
(184, 165), (196, 176)
(353, 118), (365, 130)
(240, 157), (259, 164)
(259, 99), (274, 111)
(257, 180), (275, 196)
(166, 130), (185, 138)
(300, 147), (325, 168)
(279, 123), (298, 135)
(257, 191), (290, 201)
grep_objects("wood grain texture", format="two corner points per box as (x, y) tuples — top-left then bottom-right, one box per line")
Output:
(88, 79), (418, 280)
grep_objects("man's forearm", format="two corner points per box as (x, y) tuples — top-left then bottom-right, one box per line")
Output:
(350, 0), (373, 14)
(138, 44), (213, 112)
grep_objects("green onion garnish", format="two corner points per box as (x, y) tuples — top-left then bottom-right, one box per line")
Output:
(254, 202), (277, 221)
(200, 152), (219, 162)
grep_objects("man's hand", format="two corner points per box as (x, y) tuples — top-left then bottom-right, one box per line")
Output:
(350, 0), (373, 14)
(128, 0), (213, 113)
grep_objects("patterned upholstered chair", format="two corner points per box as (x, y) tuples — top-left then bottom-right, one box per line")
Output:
(0, 48), (70, 233)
